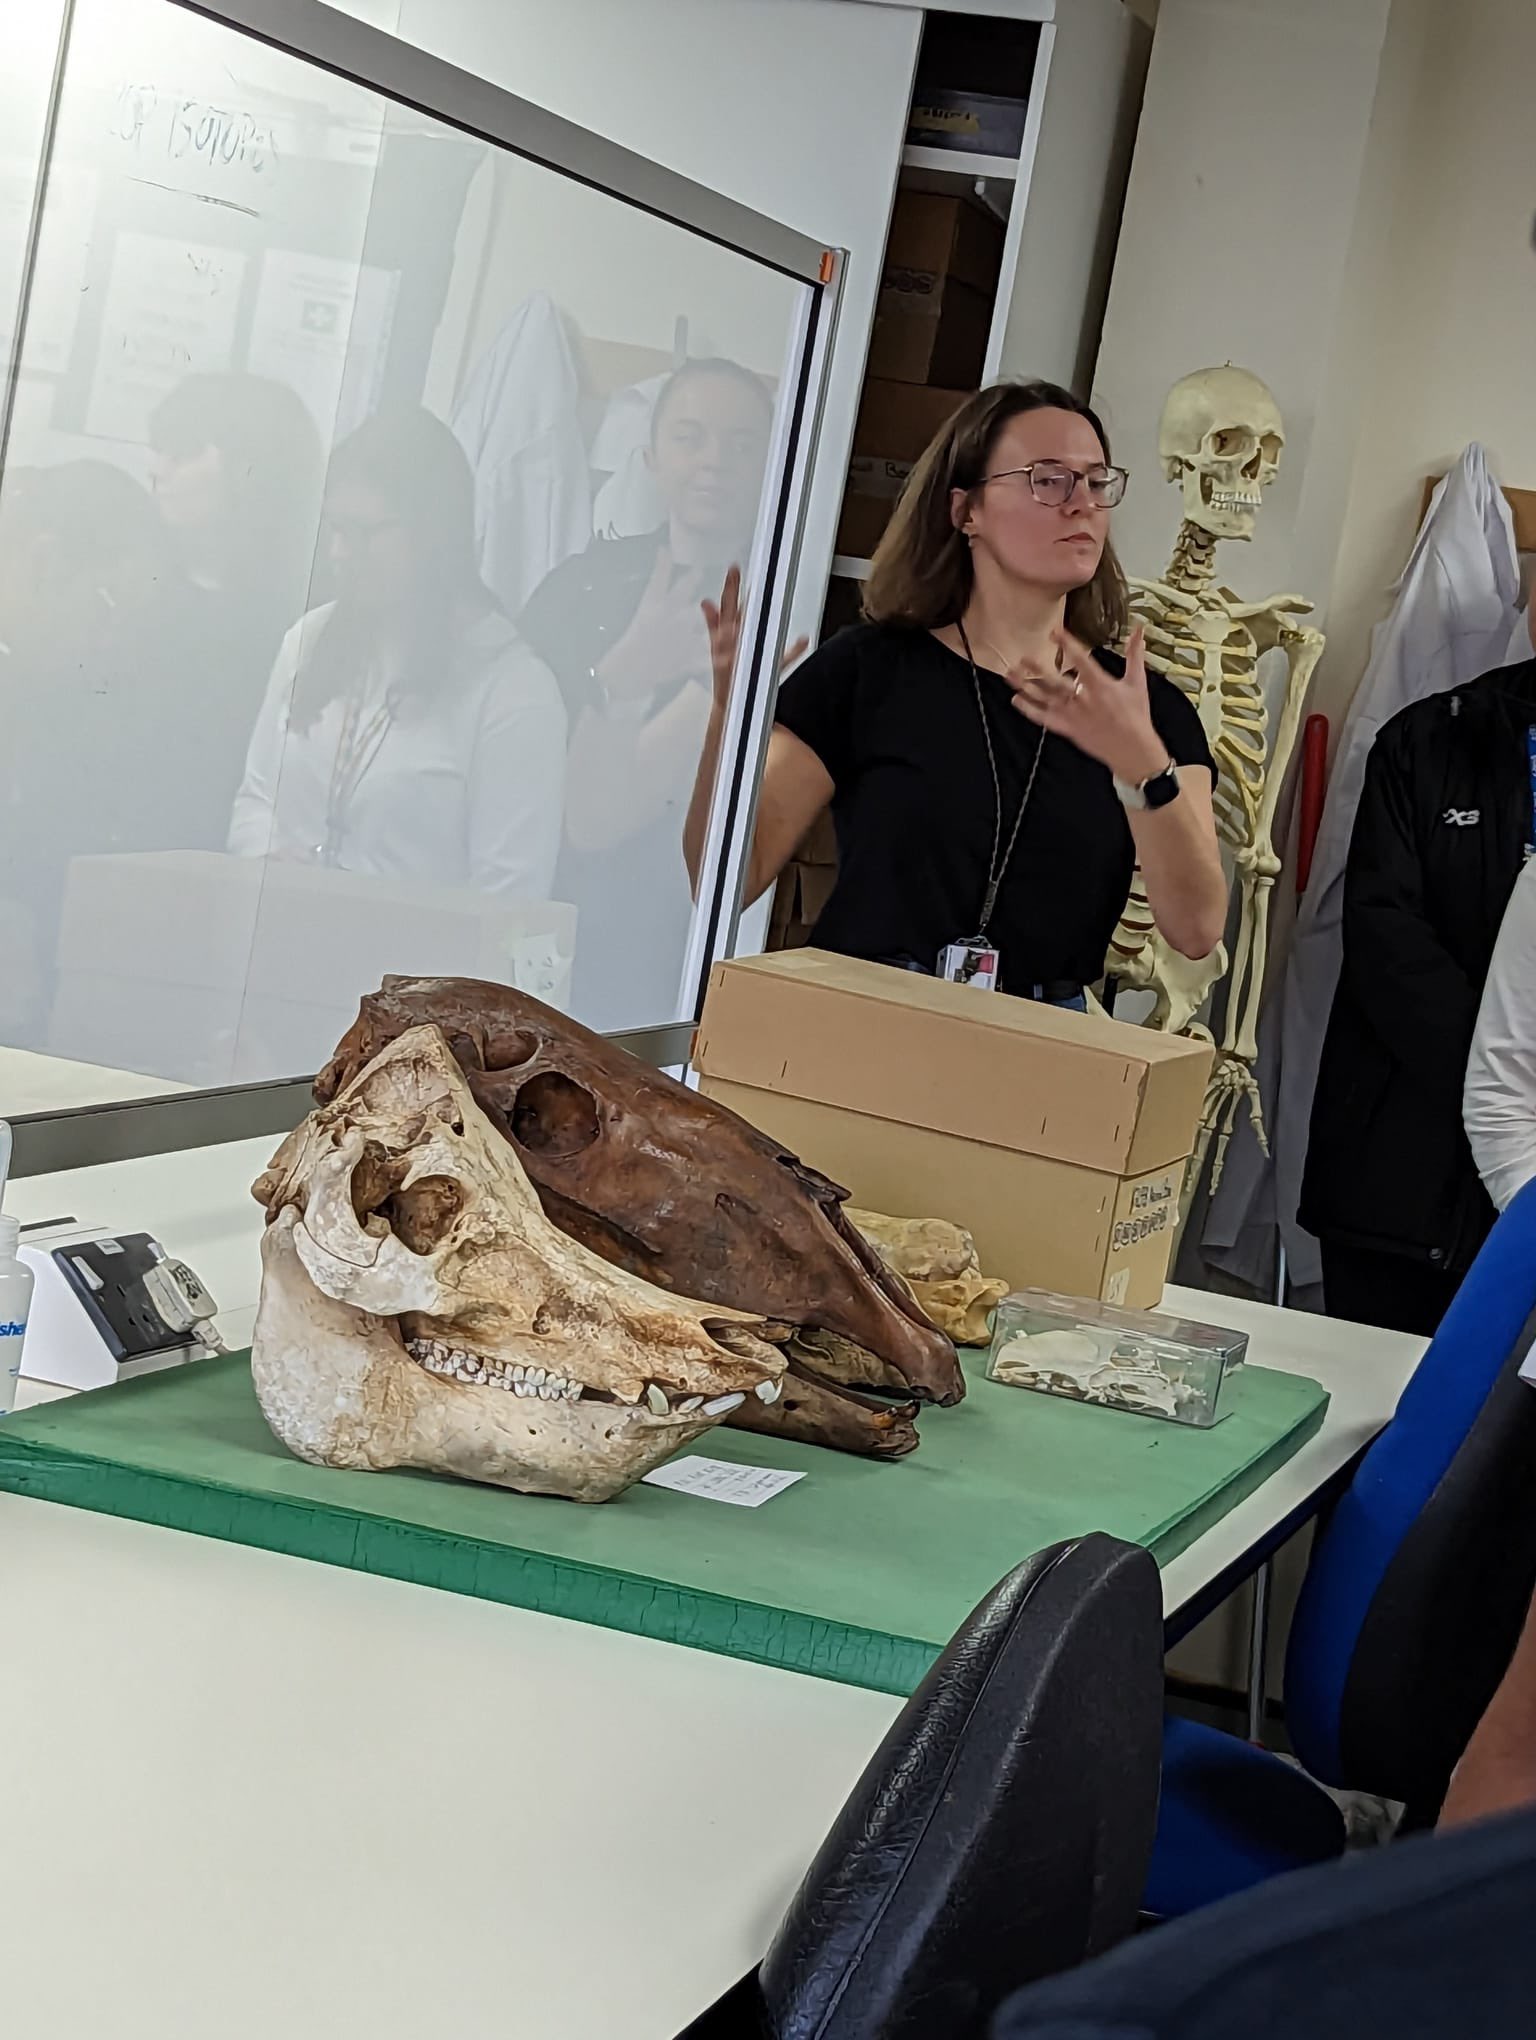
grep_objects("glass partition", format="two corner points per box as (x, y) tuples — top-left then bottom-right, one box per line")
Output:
(0, 0), (830, 1134)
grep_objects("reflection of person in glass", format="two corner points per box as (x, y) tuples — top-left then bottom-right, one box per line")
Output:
(0, 462), (173, 1038)
(518, 357), (772, 1025)
(149, 373), (325, 821)
(229, 407), (566, 895)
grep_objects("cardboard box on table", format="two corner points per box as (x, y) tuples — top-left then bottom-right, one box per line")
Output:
(693, 950), (1212, 1309)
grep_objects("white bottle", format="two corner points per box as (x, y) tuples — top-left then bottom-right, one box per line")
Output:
(0, 1215), (35, 1416)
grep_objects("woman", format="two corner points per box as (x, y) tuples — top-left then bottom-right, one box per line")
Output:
(149, 373), (326, 823)
(685, 380), (1225, 1006)
(230, 406), (566, 897)
(519, 356), (774, 1024)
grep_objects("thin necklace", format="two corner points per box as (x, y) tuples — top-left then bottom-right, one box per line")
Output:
(955, 618), (1047, 939)
(976, 630), (1067, 678)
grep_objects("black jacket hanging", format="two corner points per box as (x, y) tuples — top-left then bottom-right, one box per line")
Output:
(1300, 657), (1536, 1274)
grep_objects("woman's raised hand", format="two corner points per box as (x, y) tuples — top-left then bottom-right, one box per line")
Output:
(703, 565), (808, 716)
(1009, 625), (1170, 786)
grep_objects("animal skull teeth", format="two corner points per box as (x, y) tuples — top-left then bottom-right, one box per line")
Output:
(405, 1336), (587, 1400)
(401, 1334), (766, 1420)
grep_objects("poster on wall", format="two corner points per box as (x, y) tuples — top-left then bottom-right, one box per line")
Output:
(83, 229), (243, 441)
(248, 250), (398, 443)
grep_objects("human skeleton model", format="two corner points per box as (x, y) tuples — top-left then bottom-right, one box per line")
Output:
(1104, 368), (1325, 1199)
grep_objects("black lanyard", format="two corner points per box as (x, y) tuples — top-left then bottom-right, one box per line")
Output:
(955, 620), (1046, 940)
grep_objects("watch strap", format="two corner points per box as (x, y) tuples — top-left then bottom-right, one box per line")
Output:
(1114, 758), (1181, 811)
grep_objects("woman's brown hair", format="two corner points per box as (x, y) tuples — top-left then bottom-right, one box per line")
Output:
(863, 379), (1130, 648)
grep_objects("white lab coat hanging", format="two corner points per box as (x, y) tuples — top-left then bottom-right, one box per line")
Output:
(1205, 443), (1532, 1290)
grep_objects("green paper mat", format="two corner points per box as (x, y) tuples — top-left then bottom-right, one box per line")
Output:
(0, 1354), (1327, 1696)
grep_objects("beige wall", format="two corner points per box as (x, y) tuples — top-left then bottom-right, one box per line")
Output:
(1092, 0), (1397, 613)
(1097, 0), (1536, 742)
(1319, 0), (1536, 729)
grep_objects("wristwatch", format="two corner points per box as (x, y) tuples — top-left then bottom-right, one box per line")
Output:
(1113, 758), (1182, 812)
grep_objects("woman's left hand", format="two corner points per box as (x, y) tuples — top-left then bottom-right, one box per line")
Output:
(1010, 625), (1172, 786)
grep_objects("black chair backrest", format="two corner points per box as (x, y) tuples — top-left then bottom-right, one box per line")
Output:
(1338, 1304), (1536, 1814)
(756, 1532), (1164, 2040)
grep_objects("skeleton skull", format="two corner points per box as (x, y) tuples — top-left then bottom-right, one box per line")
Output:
(1159, 366), (1284, 543)
(251, 1025), (788, 1503)
(317, 979), (965, 1458)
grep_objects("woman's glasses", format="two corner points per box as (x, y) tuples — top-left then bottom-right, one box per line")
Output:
(980, 462), (1130, 508)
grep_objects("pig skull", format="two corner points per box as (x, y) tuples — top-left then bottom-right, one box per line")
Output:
(317, 979), (965, 1456)
(251, 1025), (787, 1503)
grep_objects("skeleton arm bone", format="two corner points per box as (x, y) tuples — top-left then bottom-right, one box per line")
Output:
(1254, 625), (1325, 847)
(1220, 624), (1323, 1066)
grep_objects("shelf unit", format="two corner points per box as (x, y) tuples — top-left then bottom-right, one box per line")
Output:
(899, 142), (1021, 189)
(827, 11), (1049, 593)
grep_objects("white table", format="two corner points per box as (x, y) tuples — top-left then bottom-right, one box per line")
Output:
(0, 1044), (184, 1118)
(0, 1140), (1425, 2039)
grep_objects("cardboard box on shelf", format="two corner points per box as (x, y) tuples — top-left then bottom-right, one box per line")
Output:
(870, 191), (1002, 387)
(694, 949), (1213, 1310)
(887, 189), (1005, 296)
(834, 379), (971, 560)
(906, 87), (1029, 159)
(767, 811), (840, 954)
(869, 275), (993, 389)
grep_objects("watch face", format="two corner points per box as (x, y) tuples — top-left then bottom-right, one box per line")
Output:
(1143, 764), (1182, 810)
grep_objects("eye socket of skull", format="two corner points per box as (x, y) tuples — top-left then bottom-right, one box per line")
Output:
(1259, 432), (1283, 470)
(380, 1175), (467, 1253)
(1206, 426), (1257, 465)
(349, 1140), (407, 1221)
(511, 1070), (601, 1158)
(487, 1030), (540, 1072)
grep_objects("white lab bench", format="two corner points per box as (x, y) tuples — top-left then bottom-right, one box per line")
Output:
(0, 1128), (1423, 2039)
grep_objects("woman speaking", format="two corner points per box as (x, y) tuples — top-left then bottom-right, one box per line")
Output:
(685, 379), (1225, 1007)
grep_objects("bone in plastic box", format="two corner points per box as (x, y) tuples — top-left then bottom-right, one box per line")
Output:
(985, 1289), (1248, 1428)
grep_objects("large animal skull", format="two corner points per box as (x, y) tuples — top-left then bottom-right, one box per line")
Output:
(1159, 366), (1284, 542)
(317, 979), (965, 1455)
(251, 1025), (788, 1503)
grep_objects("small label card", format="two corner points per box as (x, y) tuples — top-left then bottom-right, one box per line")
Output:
(641, 1456), (806, 1508)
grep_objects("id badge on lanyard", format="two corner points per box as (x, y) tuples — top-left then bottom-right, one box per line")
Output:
(937, 939), (1001, 991)
(1526, 727), (1536, 863)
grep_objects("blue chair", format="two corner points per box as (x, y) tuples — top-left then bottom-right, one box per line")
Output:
(1147, 1176), (1536, 1919)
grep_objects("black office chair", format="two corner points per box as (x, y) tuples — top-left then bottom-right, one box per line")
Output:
(680, 1532), (1165, 2040)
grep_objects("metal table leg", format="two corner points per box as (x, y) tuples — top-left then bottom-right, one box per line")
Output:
(1247, 1559), (1273, 1744)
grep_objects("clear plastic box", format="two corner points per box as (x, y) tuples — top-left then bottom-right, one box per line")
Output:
(985, 1289), (1249, 1427)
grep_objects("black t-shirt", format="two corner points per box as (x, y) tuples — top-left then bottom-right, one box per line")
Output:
(773, 621), (1215, 993)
